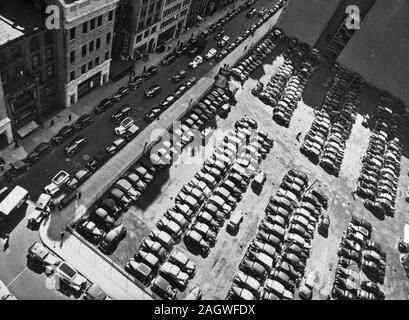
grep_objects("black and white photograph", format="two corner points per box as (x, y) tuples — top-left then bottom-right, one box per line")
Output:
(0, 0), (407, 308)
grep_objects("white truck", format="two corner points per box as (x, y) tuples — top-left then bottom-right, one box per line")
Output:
(44, 170), (70, 196)
(114, 116), (139, 137)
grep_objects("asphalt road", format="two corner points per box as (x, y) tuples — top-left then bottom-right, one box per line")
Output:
(0, 0), (280, 300)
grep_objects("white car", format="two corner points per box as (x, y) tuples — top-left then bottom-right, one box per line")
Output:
(227, 210), (244, 233)
(189, 55), (203, 69)
(205, 48), (217, 60)
(159, 262), (189, 288)
(114, 116), (136, 136)
(44, 170), (70, 196)
(54, 261), (87, 291)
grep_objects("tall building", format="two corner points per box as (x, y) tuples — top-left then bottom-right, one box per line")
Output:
(121, 0), (191, 59)
(0, 0), (59, 143)
(54, 0), (119, 107)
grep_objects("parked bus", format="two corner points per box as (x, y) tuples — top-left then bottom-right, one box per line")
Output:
(0, 186), (29, 224)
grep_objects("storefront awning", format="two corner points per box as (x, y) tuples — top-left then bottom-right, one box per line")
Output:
(17, 120), (39, 138)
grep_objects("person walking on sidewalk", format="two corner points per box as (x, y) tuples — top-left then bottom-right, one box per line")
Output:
(3, 233), (10, 251)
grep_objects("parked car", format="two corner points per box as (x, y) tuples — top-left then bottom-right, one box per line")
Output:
(151, 275), (177, 300)
(98, 224), (127, 254)
(205, 48), (217, 60)
(66, 169), (91, 190)
(168, 251), (196, 277)
(95, 98), (114, 114)
(54, 262), (87, 292)
(161, 54), (176, 65)
(76, 220), (105, 243)
(144, 66), (159, 78)
(111, 105), (132, 124)
(125, 259), (154, 284)
(112, 86), (130, 101)
(106, 137), (126, 155)
(51, 125), (75, 144)
(159, 262), (189, 289)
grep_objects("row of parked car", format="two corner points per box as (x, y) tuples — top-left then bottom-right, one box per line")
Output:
(125, 116), (273, 300)
(300, 69), (362, 176)
(27, 242), (110, 299)
(331, 216), (386, 300)
(358, 95), (404, 217)
(226, 169), (330, 300)
(145, 76), (198, 122)
(254, 40), (320, 127)
(232, 27), (284, 84)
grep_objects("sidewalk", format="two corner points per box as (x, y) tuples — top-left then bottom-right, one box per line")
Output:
(39, 219), (152, 300)
(0, 0), (248, 171)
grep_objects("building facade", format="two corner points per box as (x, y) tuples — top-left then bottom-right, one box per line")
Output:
(186, 0), (238, 27)
(55, 0), (119, 107)
(121, 0), (191, 59)
(0, 0), (60, 143)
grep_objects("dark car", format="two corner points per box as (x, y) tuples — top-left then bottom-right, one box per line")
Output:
(95, 98), (114, 114)
(66, 169), (91, 190)
(176, 44), (187, 56)
(145, 106), (163, 122)
(111, 105), (132, 123)
(100, 197), (123, 217)
(214, 30), (225, 41)
(185, 76), (197, 88)
(144, 66), (159, 78)
(247, 8), (257, 18)
(125, 260), (154, 285)
(161, 54), (176, 65)
(112, 86), (130, 102)
(73, 114), (92, 130)
(145, 84), (162, 98)
(98, 224), (127, 254)
(65, 136), (89, 156)
(151, 275), (177, 300)
(51, 125), (74, 144)
(24, 141), (51, 164)
(86, 150), (109, 172)
(216, 49), (228, 61)
(24, 150), (41, 164)
(187, 46), (199, 58)
(5, 160), (29, 180)
(130, 76), (145, 89)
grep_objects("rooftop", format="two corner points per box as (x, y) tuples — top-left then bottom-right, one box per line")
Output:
(0, 0), (45, 46)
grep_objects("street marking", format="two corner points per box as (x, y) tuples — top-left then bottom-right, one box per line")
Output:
(7, 265), (29, 288)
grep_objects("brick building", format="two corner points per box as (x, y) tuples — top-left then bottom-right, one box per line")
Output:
(116, 0), (191, 59)
(54, 0), (119, 107)
(0, 0), (59, 143)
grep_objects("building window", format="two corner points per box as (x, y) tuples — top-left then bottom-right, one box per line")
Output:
(105, 51), (110, 60)
(106, 32), (111, 44)
(34, 72), (42, 83)
(144, 30), (149, 38)
(98, 15), (103, 26)
(90, 18), (95, 30)
(89, 41), (94, 52)
(70, 71), (75, 81)
(83, 22), (88, 34)
(69, 27), (76, 40)
(108, 10), (114, 21)
(31, 55), (40, 68)
(46, 65), (53, 77)
(154, 13), (160, 22)
(152, 26), (157, 33)
(81, 65), (86, 74)
(82, 45), (87, 57)
(95, 57), (100, 65)
(88, 61), (93, 70)
(30, 37), (40, 53)
(96, 37), (101, 49)
(70, 51), (75, 63)
(45, 85), (53, 97)
(138, 22), (144, 31)
(147, 17), (152, 25)
(156, 0), (162, 10)
(136, 34), (142, 43)
(45, 48), (53, 61)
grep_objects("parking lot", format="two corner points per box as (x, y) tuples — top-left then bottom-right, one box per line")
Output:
(91, 30), (409, 299)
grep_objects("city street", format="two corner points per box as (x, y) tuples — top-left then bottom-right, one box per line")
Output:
(0, 0), (281, 300)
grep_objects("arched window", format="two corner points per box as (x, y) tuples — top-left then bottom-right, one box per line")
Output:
(44, 30), (54, 44)
(29, 37), (40, 53)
